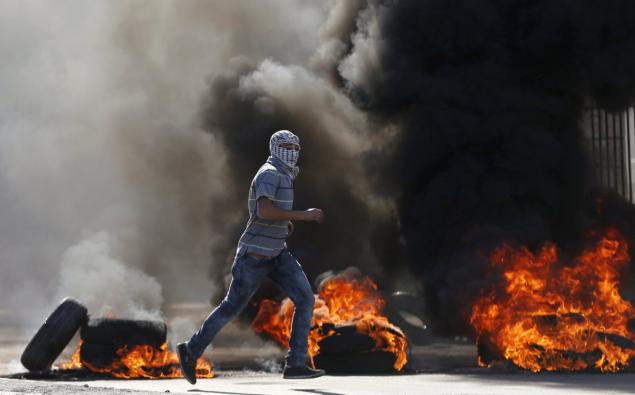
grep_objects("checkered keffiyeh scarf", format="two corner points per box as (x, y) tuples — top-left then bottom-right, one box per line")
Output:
(269, 130), (300, 178)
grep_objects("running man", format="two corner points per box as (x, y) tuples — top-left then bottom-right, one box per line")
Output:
(177, 130), (325, 383)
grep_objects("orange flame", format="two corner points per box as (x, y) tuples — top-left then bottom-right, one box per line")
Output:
(58, 342), (82, 370)
(59, 341), (213, 379)
(470, 229), (635, 372)
(253, 274), (408, 371)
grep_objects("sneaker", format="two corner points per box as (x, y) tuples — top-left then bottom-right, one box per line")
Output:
(282, 365), (326, 379)
(177, 342), (197, 384)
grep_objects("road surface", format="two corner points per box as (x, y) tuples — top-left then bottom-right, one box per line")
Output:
(3, 371), (635, 395)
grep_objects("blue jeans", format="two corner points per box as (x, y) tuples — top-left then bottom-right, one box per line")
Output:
(186, 249), (315, 367)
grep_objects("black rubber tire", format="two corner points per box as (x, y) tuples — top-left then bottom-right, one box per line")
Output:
(317, 324), (376, 354)
(80, 318), (167, 347)
(21, 298), (88, 371)
(79, 342), (120, 369)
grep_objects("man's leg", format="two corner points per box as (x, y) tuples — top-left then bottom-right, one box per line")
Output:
(187, 254), (270, 358)
(268, 250), (316, 368)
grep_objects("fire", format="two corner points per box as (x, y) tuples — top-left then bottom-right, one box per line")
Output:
(58, 343), (82, 370)
(58, 341), (214, 379)
(470, 228), (635, 372)
(253, 273), (408, 371)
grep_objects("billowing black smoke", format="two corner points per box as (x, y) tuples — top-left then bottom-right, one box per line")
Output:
(334, 0), (635, 334)
(199, 57), (403, 301)
(199, 0), (635, 335)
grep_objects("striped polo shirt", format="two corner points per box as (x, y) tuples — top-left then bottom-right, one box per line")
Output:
(236, 157), (294, 257)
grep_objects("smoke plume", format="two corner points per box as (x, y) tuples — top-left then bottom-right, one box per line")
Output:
(55, 232), (163, 320)
(199, 57), (397, 296)
(331, 0), (635, 334)
(0, 1), (330, 327)
(5, 0), (635, 341)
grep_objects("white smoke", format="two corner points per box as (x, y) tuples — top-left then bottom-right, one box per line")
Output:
(55, 232), (163, 320)
(237, 59), (371, 154)
(0, 1), (330, 326)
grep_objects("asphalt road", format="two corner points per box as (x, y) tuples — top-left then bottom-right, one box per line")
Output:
(3, 372), (635, 395)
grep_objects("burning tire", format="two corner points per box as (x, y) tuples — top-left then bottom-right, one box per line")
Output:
(313, 324), (405, 374)
(79, 343), (120, 369)
(21, 298), (88, 371)
(80, 318), (167, 347)
(77, 319), (214, 379)
(79, 318), (168, 371)
(254, 270), (410, 373)
(317, 324), (376, 354)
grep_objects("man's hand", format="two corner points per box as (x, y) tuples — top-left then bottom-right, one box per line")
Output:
(288, 220), (294, 236)
(302, 208), (324, 224)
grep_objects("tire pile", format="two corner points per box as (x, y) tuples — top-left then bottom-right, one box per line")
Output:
(79, 318), (167, 371)
(21, 298), (167, 373)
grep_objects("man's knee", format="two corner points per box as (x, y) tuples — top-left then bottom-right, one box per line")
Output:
(292, 290), (315, 311)
(220, 287), (251, 313)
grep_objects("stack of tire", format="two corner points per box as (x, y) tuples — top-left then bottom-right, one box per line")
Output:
(79, 318), (167, 370)
(20, 298), (167, 373)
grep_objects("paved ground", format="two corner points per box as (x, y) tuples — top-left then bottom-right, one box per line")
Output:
(3, 372), (635, 395)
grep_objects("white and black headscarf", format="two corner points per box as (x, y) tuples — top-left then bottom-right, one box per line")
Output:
(269, 130), (300, 178)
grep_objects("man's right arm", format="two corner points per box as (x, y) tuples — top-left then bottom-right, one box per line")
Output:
(257, 197), (324, 223)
